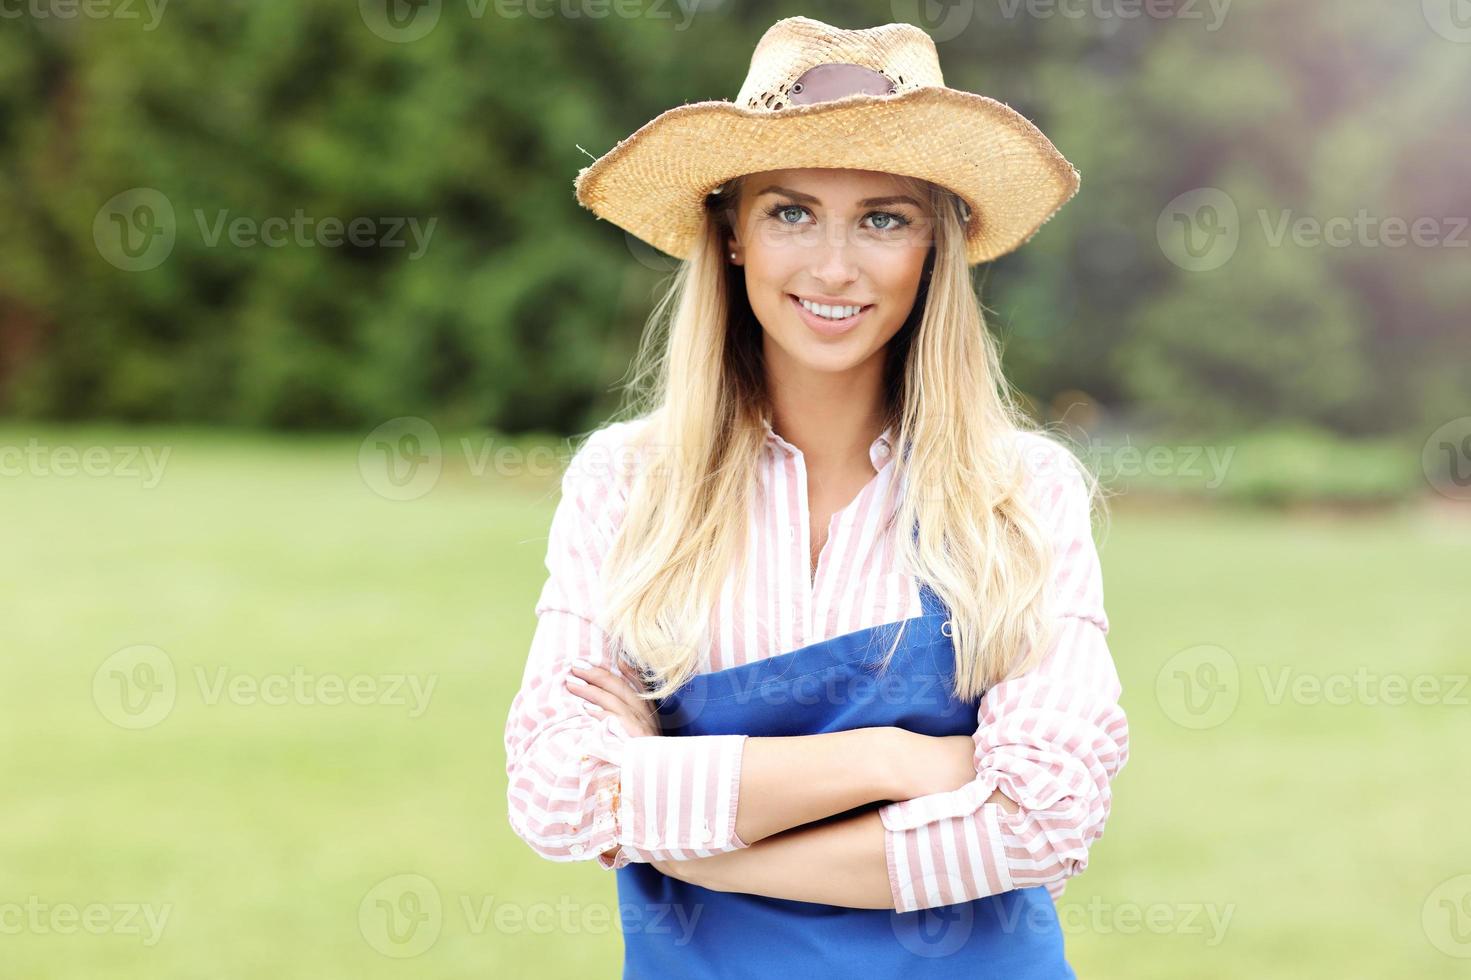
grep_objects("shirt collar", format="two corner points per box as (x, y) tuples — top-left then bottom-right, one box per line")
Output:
(760, 415), (896, 473)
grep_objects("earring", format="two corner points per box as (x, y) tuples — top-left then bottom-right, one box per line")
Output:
(729, 252), (737, 261)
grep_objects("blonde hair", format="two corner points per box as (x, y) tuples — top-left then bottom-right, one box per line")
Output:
(589, 172), (1104, 703)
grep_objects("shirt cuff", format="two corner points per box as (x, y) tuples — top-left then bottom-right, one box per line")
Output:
(882, 802), (1013, 914)
(878, 773), (998, 832)
(586, 730), (749, 864)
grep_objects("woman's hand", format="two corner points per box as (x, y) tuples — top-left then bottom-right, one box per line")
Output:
(649, 854), (727, 891)
(886, 730), (979, 800)
(884, 729), (1022, 813)
(565, 657), (661, 739)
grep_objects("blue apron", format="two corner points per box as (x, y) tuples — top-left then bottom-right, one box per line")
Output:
(615, 573), (1074, 978)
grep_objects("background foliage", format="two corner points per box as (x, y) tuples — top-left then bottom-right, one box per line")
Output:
(2, 0), (1466, 440)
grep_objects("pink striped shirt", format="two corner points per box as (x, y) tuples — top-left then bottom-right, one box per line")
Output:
(504, 416), (1129, 914)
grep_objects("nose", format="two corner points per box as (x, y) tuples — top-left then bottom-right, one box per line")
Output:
(810, 234), (861, 289)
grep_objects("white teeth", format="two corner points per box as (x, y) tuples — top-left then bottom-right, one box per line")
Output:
(799, 298), (862, 320)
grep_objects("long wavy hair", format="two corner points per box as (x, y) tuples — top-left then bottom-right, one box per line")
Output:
(590, 171), (1103, 704)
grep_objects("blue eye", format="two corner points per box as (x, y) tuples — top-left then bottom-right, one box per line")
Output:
(767, 204), (807, 224)
(761, 202), (912, 232)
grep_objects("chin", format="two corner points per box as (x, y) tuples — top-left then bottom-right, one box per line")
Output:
(777, 334), (875, 375)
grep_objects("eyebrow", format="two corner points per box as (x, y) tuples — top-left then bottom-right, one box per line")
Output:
(754, 185), (924, 210)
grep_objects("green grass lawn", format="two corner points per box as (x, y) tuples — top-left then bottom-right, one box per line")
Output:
(2, 423), (1468, 978)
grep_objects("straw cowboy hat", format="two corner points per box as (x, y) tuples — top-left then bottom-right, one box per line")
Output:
(573, 15), (1080, 266)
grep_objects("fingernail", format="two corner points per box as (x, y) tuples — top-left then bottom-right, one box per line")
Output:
(572, 658), (593, 670)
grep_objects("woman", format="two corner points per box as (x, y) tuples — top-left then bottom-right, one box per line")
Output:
(504, 16), (1128, 978)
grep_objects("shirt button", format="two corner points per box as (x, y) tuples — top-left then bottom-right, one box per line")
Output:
(876, 442), (891, 457)
(570, 842), (585, 856)
(697, 819), (713, 842)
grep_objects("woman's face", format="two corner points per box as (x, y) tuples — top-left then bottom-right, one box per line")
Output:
(728, 168), (933, 380)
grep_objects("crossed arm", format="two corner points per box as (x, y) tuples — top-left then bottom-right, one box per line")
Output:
(568, 660), (1018, 910)
(649, 774), (1020, 908)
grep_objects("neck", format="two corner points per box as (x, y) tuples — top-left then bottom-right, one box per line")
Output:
(763, 342), (889, 469)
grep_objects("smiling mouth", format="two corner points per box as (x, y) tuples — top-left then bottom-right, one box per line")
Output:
(787, 294), (875, 333)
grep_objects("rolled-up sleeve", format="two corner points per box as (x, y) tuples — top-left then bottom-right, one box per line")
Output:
(876, 437), (1130, 913)
(504, 422), (750, 869)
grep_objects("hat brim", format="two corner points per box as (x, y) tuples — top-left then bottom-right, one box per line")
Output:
(573, 86), (1080, 265)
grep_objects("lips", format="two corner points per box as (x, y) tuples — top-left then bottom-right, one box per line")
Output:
(787, 294), (874, 337)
